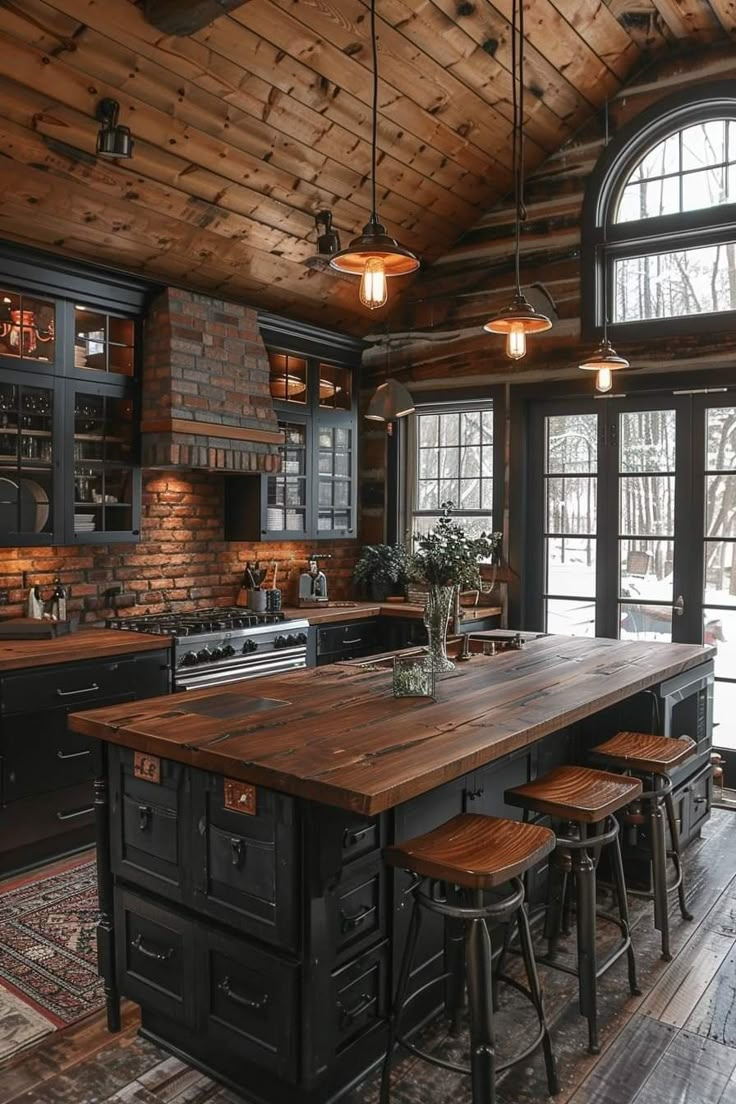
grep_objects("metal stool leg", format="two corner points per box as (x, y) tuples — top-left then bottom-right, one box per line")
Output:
(446, 910), (466, 1034)
(664, 789), (693, 922)
(544, 855), (568, 959)
(380, 896), (422, 1104)
(465, 912), (496, 1104)
(574, 841), (599, 1055)
(648, 782), (671, 961)
(516, 900), (559, 1095)
(610, 826), (640, 996)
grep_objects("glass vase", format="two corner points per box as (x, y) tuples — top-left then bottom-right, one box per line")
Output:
(423, 585), (456, 673)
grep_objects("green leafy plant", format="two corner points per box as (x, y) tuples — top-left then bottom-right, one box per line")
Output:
(353, 543), (410, 600)
(409, 503), (502, 590)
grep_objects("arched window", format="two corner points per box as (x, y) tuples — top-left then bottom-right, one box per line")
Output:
(582, 84), (736, 341)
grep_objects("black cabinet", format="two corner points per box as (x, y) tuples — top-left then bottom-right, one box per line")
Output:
(0, 254), (145, 546)
(0, 648), (170, 874)
(316, 618), (381, 665)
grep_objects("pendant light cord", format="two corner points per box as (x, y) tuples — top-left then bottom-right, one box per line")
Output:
(512, 0), (524, 295)
(370, 0), (378, 223)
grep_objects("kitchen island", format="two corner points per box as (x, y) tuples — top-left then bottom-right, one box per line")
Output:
(69, 635), (714, 1104)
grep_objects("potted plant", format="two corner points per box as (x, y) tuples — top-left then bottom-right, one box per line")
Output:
(409, 504), (501, 672)
(353, 543), (410, 602)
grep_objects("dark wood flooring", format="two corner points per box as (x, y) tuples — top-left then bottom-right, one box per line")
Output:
(3, 809), (736, 1104)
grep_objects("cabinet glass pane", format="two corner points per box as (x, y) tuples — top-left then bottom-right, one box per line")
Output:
(0, 381), (53, 539)
(75, 307), (135, 376)
(317, 422), (353, 533)
(318, 364), (351, 410)
(73, 391), (135, 533)
(269, 353), (307, 404)
(266, 420), (307, 532)
(0, 289), (55, 363)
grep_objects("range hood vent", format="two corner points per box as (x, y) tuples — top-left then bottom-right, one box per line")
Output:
(141, 288), (283, 472)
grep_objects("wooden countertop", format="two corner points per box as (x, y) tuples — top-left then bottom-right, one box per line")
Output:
(281, 601), (502, 625)
(69, 635), (713, 815)
(0, 628), (172, 672)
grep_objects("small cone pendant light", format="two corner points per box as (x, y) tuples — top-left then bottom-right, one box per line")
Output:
(484, 0), (551, 357)
(330, 0), (419, 309)
(579, 338), (630, 393)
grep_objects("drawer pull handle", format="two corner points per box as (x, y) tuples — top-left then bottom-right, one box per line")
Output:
(56, 806), (94, 821)
(343, 825), (374, 849)
(138, 805), (152, 831)
(340, 904), (376, 933)
(338, 992), (374, 1027)
(218, 976), (269, 1011)
(230, 837), (247, 867)
(132, 934), (173, 962)
(57, 749), (92, 761)
(55, 683), (100, 698)
(694, 796), (708, 806)
(342, 638), (362, 645)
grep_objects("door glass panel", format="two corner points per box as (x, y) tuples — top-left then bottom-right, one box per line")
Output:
(619, 475), (675, 535)
(318, 422), (353, 533)
(318, 364), (351, 411)
(266, 421), (307, 532)
(73, 391), (135, 533)
(702, 607), (736, 679)
(619, 602), (673, 642)
(705, 405), (736, 748)
(543, 413), (598, 633)
(75, 307), (135, 376)
(704, 541), (736, 607)
(706, 475), (736, 538)
(0, 380), (53, 538)
(713, 681), (736, 743)
(620, 539), (675, 600)
(268, 353), (307, 404)
(706, 406), (736, 471)
(0, 290), (55, 363)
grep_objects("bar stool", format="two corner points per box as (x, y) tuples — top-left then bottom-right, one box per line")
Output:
(506, 766), (642, 1054)
(381, 813), (559, 1104)
(591, 731), (696, 961)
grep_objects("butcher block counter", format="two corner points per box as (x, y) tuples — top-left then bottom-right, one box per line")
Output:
(74, 634), (714, 1104)
(281, 599), (502, 626)
(71, 635), (712, 815)
(0, 627), (173, 672)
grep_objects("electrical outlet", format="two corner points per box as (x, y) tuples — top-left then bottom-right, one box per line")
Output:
(0, 589), (9, 605)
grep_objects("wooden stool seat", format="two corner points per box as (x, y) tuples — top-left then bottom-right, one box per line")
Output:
(384, 813), (556, 890)
(506, 765), (642, 824)
(592, 731), (696, 774)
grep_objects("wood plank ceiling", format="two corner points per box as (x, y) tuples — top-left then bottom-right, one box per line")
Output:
(0, 0), (731, 333)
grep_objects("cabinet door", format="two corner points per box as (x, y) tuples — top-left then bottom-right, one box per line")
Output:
(263, 416), (311, 539)
(0, 370), (60, 545)
(316, 415), (356, 538)
(65, 381), (140, 543)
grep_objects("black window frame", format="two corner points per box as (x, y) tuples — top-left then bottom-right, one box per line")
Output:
(581, 81), (736, 345)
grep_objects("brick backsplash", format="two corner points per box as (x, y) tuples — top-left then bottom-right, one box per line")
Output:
(0, 470), (359, 622)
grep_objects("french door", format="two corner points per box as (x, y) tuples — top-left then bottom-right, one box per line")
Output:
(528, 392), (736, 739)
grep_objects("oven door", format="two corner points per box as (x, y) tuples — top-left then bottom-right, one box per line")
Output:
(174, 647), (307, 692)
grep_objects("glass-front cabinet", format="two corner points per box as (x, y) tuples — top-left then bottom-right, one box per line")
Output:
(0, 258), (143, 546)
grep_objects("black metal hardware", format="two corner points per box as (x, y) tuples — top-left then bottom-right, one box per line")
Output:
(343, 825), (373, 848)
(218, 976), (269, 1011)
(338, 992), (374, 1028)
(230, 837), (247, 867)
(132, 934), (173, 962)
(56, 806), (94, 820)
(340, 903), (375, 933)
(138, 805), (152, 831)
(56, 683), (100, 697)
(57, 748), (91, 760)
(342, 637), (363, 646)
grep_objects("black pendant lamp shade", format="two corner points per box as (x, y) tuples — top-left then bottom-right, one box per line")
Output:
(96, 98), (134, 160)
(365, 379), (415, 421)
(483, 0), (551, 357)
(578, 338), (630, 393)
(329, 0), (419, 309)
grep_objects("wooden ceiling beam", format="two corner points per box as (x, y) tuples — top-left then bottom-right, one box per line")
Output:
(707, 0), (736, 35)
(650, 0), (722, 38)
(143, 0), (249, 37)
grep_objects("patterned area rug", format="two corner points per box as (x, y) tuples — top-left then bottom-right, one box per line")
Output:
(0, 855), (104, 1029)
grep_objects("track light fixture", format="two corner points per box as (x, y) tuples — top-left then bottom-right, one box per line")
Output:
(329, 0), (419, 309)
(96, 98), (134, 160)
(315, 211), (341, 257)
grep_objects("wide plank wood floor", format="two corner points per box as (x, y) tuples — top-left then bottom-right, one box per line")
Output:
(3, 809), (736, 1104)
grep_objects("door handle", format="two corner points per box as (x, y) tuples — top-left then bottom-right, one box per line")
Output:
(673, 595), (684, 616)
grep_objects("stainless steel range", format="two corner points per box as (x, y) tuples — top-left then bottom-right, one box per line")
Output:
(106, 607), (310, 691)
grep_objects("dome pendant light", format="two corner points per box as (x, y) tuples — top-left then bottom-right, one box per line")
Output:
(330, 0), (419, 309)
(579, 337), (630, 393)
(483, 0), (551, 356)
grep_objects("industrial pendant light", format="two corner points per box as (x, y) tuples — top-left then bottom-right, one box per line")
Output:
(483, 0), (551, 357)
(365, 379), (415, 421)
(329, 0), (419, 309)
(579, 337), (630, 393)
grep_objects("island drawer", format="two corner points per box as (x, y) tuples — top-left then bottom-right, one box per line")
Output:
(328, 861), (385, 964)
(203, 926), (298, 1081)
(116, 889), (197, 1028)
(341, 814), (381, 865)
(331, 942), (388, 1055)
(192, 772), (298, 951)
(110, 748), (191, 902)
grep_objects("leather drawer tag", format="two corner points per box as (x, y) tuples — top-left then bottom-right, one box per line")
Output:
(133, 752), (161, 784)
(224, 779), (257, 816)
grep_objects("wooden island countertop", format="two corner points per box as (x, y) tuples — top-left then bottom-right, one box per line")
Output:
(69, 634), (713, 815)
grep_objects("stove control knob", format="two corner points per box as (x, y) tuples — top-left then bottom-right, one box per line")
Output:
(211, 647), (225, 661)
(197, 647), (213, 664)
(222, 644), (236, 658)
(274, 634), (287, 649)
(243, 639), (258, 653)
(286, 634), (299, 647)
(296, 632), (308, 645)
(180, 651), (199, 667)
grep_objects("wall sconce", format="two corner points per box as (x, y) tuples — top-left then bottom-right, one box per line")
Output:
(96, 98), (134, 160)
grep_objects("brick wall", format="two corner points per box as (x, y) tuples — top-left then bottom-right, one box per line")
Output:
(0, 471), (359, 622)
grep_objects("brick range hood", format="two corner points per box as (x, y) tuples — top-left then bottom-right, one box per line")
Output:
(141, 287), (283, 472)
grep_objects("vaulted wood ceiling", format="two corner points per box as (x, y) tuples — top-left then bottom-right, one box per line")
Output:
(0, 0), (732, 334)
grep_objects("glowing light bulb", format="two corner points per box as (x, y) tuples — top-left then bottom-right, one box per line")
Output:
(359, 257), (387, 310)
(506, 321), (526, 360)
(596, 366), (613, 393)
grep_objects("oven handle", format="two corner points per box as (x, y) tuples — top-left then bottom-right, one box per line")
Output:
(176, 656), (307, 691)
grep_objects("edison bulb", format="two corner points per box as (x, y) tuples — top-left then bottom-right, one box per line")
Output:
(596, 366), (613, 393)
(359, 257), (387, 310)
(506, 321), (526, 360)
